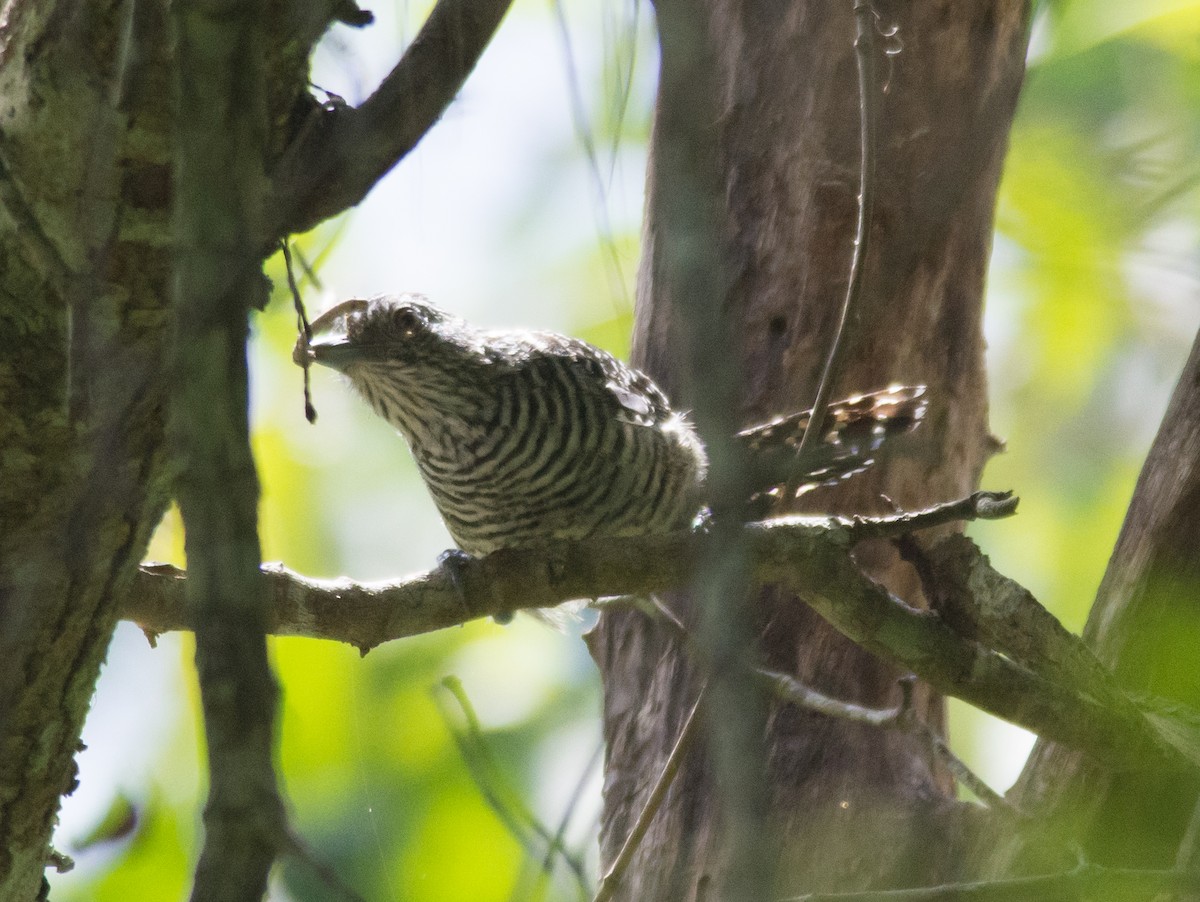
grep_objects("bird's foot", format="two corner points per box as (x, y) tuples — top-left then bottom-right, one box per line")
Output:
(437, 548), (488, 623)
(438, 548), (516, 625)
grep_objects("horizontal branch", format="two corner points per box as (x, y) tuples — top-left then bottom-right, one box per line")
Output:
(124, 493), (1197, 771)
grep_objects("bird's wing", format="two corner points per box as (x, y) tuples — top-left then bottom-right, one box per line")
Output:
(737, 384), (927, 498)
(511, 333), (676, 429)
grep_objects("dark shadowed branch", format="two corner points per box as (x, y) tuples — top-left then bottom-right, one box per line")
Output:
(648, 0), (765, 892)
(172, 0), (284, 898)
(265, 0), (515, 239)
(0, 142), (75, 298)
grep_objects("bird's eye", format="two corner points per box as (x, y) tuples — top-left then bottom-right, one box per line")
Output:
(393, 308), (421, 337)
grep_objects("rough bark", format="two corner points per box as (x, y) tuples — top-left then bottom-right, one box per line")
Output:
(0, 4), (175, 896)
(0, 0), (333, 896)
(590, 1), (1031, 898)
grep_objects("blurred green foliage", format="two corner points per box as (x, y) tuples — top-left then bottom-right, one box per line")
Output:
(52, 0), (1200, 898)
(960, 0), (1200, 780)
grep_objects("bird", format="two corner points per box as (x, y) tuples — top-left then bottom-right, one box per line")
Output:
(293, 293), (926, 557)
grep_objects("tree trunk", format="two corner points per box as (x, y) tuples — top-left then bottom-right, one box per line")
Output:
(0, 4), (175, 896)
(0, 2), (325, 896)
(590, 1), (1030, 897)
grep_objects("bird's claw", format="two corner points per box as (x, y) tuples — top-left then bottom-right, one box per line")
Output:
(438, 548), (484, 622)
(437, 548), (515, 624)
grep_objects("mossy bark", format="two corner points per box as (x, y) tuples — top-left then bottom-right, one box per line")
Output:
(0, 1), (325, 895)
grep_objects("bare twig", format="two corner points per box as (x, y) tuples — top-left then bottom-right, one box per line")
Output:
(280, 239), (317, 423)
(760, 672), (1014, 814)
(794, 0), (880, 461)
(45, 849), (75, 875)
(532, 741), (603, 902)
(549, 0), (628, 307)
(641, 591), (1011, 814)
(280, 830), (367, 902)
(1175, 792), (1200, 884)
(840, 491), (1017, 541)
(593, 683), (708, 902)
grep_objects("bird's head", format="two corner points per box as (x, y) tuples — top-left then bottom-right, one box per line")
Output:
(294, 294), (492, 432)
(294, 294), (461, 369)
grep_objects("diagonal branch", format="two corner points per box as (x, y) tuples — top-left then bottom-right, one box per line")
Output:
(905, 534), (1141, 723)
(265, 0), (515, 240)
(125, 495), (1200, 772)
(593, 683), (708, 902)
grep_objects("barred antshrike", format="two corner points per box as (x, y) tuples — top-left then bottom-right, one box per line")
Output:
(294, 294), (925, 555)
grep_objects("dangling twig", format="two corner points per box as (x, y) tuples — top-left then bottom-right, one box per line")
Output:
(280, 238), (317, 423)
(794, 0), (881, 461)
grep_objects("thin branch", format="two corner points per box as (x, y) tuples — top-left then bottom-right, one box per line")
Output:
(549, 0), (629, 307)
(125, 501), (1199, 772)
(760, 671), (1013, 815)
(281, 239), (317, 423)
(279, 830), (367, 902)
(593, 683), (708, 902)
(793, 0), (879, 461)
(921, 720), (1008, 812)
(436, 678), (591, 895)
(637, 593), (1012, 814)
(1176, 791), (1200, 874)
(840, 491), (1017, 541)
(782, 863), (1200, 901)
(435, 679), (545, 868)
(265, 0), (515, 240)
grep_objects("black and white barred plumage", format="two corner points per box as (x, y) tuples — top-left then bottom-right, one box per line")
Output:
(296, 294), (925, 555)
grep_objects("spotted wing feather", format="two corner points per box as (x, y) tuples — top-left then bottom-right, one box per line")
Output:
(738, 384), (927, 499)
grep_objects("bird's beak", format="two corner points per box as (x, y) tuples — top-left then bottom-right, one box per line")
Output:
(298, 336), (361, 372)
(293, 299), (370, 371)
